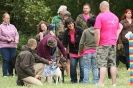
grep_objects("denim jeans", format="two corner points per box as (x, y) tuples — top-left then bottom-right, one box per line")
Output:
(123, 42), (129, 69)
(70, 57), (84, 83)
(0, 48), (16, 76)
(82, 53), (99, 84)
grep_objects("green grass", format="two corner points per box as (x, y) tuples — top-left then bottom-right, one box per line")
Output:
(0, 65), (133, 88)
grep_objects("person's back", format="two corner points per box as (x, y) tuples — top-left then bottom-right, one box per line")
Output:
(37, 33), (55, 60)
(83, 27), (96, 48)
(15, 45), (36, 86)
(95, 11), (119, 45)
(94, 1), (121, 87)
(79, 27), (96, 54)
(15, 47), (35, 79)
(78, 17), (99, 84)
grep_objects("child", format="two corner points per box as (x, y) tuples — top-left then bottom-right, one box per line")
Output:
(78, 17), (99, 84)
(15, 38), (51, 86)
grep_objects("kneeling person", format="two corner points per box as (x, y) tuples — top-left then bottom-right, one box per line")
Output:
(15, 38), (50, 86)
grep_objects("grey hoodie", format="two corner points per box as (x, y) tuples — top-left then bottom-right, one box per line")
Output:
(79, 27), (96, 53)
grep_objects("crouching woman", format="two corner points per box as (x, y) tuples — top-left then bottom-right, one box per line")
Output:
(15, 38), (51, 86)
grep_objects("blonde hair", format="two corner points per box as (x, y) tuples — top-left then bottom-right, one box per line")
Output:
(100, 1), (110, 9)
(57, 5), (67, 14)
(3, 12), (10, 18)
(27, 38), (37, 47)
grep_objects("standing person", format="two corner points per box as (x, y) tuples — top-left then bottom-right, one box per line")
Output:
(63, 18), (84, 83)
(119, 9), (133, 70)
(94, 1), (121, 87)
(58, 10), (71, 41)
(53, 10), (72, 78)
(76, 3), (93, 30)
(78, 17), (99, 84)
(36, 21), (49, 43)
(52, 5), (67, 35)
(15, 39), (51, 86)
(0, 12), (19, 77)
(61, 11), (71, 77)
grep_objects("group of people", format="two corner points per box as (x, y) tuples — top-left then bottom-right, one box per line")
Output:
(0, 0), (133, 87)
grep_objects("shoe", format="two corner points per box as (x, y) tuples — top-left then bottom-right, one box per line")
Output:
(3, 76), (8, 78)
(112, 84), (116, 87)
(71, 81), (77, 83)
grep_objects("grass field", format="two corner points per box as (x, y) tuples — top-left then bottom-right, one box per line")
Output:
(0, 64), (133, 88)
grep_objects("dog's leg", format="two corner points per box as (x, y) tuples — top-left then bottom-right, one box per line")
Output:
(47, 76), (52, 83)
(59, 73), (63, 84)
(55, 76), (58, 85)
(61, 69), (65, 83)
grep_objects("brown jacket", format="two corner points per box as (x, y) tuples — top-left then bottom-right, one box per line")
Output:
(15, 45), (49, 80)
(119, 19), (133, 43)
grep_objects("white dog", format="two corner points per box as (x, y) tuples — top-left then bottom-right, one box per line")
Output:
(44, 62), (62, 84)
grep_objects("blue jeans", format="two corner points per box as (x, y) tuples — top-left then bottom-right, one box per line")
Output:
(70, 57), (84, 83)
(0, 48), (16, 76)
(83, 53), (99, 84)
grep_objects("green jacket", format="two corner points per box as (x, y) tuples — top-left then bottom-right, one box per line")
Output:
(76, 14), (93, 30)
(79, 27), (96, 53)
(52, 15), (64, 35)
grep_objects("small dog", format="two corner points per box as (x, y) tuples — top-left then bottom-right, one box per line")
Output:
(51, 62), (62, 84)
(44, 62), (62, 84)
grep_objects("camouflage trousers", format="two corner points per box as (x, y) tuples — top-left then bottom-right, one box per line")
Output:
(96, 45), (116, 68)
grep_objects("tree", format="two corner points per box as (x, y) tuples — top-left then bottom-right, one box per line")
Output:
(11, 0), (51, 34)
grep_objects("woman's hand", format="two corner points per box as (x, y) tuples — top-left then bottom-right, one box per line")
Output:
(39, 32), (43, 36)
(39, 32), (44, 40)
(7, 38), (12, 43)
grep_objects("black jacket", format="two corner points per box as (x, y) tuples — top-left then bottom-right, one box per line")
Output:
(63, 27), (83, 54)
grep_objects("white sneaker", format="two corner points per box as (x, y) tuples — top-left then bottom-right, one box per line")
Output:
(3, 76), (8, 78)
(112, 84), (116, 87)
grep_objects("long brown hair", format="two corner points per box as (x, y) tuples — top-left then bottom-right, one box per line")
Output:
(121, 9), (133, 20)
(37, 20), (49, 33)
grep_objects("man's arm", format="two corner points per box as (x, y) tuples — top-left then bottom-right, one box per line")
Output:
(95, 29), (100, 46)
(94, 15), (101, 46)
(57, 38), (67, 58)
(33, 53), (50, 64)
(117, 23), (123, 40)
(75, 15), (81, 28)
